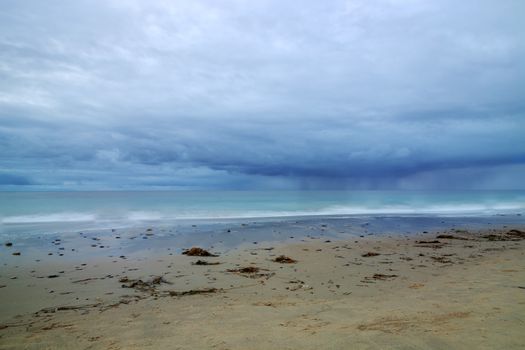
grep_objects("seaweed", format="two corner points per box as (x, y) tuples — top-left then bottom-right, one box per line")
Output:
(436, 235), (468, 240)
(363, 274), (398, 281)
(361, 252), (380, 257)
(192, 260), (221, 266)
(227, 266), (274, 279)
(120, 276), (171, 293)
(228, 266), (260, 273)
(431, 256), (452, 263)
(168, 288), (220, 297)
(182, 247), (218, 257)
(273, 255), (297, 263)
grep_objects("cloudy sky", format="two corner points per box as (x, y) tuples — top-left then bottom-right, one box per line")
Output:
(0, 0), (524, 190)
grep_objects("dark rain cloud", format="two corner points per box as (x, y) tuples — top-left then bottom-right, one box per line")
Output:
(0, 173), (33, 186)
(0, 0), (524, 190)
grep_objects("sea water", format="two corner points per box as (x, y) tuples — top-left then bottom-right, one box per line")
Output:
(1, 190), (524, 237)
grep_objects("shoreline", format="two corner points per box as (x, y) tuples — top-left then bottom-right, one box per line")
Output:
(1, 218), (525, 349)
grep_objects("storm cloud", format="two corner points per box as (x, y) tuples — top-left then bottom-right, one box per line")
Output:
(1, 0), (524, 190)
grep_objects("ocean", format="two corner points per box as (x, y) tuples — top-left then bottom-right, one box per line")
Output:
(1, 190), (524, 237)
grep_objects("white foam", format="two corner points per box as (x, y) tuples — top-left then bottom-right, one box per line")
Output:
(2, 212), (97, 224)
(1, 202), (522, 225)
(314, 203), (524, 216)
(125, 211), (166, 221)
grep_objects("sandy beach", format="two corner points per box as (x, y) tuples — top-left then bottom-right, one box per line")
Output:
(1, 217), (525, 349)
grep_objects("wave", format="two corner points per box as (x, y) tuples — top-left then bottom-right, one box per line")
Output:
(1, 212), (97, 224)
(315, 203), (525, 216)
(1, 202), (523, 225)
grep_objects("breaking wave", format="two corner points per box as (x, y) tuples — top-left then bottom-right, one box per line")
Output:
(2, 202), (523, 225)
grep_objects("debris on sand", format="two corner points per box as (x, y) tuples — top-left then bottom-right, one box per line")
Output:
(182, 247), (218, 257)
(168, 288), (220, 297)
(436, 235), (468, 240)
(484, 234), (507, 241)
(507, 229), (525, 238)
(120, 276), (171, 293)
(287, 279), (313, 291)
(228, 266), (260, 274)
(363, 274), (398, 282)
(431, 256), (452, 263)
(227, 266), (275, 279)
(371, 273), (398, 280)
(192, 260), (221, 266)
(483, 231), (525, 241)
(98, 295), (145, 312)
(36, 303), (102, 315)
(414, 240), (445, 249)
(483, 230), (525, 241)
(273, 255), (297, 264)
(361, 252), (380, 257)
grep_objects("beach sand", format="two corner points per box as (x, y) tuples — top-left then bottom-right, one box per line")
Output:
(1, 220), (524, 349)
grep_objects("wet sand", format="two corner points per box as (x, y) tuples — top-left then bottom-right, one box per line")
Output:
(1, 218), (525, 349)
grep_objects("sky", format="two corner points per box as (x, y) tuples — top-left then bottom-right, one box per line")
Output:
(0, 0), (524, 190)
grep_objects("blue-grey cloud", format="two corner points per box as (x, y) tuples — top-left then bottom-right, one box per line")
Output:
(0, 0), (524, 190)
(0, 173), (33, 185)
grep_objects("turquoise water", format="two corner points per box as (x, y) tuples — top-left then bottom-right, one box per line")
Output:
(1, 191), (524, 227)
(1, 190), (524, 259)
